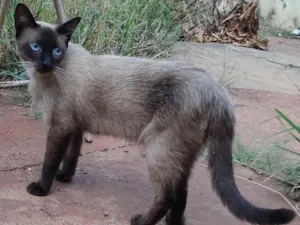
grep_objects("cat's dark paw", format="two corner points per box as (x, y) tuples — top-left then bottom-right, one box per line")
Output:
(130, 214), (144, 225)
(84, 138), (93, 143)
(55, 170), (72, 183)
(165, 213), (185, 225)
(27, 182), (48, 196)
(165, 213), (171, 225)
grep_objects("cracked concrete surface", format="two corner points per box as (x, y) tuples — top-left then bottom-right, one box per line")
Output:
(1, 38), (300, 224)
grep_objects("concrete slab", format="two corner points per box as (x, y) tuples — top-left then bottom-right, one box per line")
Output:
(0, 145), (299, 225)
(1, 38), (300, 224)
(170, 38), (300, 95)
(0, 97), (299, 225)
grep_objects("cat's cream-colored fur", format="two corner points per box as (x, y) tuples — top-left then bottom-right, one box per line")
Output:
(15, 3), (295, 225)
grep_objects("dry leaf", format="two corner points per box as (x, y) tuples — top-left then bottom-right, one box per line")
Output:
(183, 1), (268, 51)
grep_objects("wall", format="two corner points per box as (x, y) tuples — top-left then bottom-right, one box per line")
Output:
(200, 0), (299, 31)
(259, 0), (300, 30)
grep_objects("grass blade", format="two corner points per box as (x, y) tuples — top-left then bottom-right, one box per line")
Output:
(275, 108), (300, 133)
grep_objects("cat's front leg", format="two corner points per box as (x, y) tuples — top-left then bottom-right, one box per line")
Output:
(27, 126), (72, 196)
(56, 130), (83, 183)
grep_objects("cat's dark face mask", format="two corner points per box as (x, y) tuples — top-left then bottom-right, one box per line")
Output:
(14, 3), (81, 74)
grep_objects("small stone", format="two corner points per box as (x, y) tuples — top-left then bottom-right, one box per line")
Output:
(256, 170), (263, 175)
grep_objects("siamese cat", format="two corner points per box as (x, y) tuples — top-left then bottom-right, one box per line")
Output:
(14, 3), (295, 225)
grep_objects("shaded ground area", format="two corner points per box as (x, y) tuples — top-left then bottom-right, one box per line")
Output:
(1, 38), (300, 224)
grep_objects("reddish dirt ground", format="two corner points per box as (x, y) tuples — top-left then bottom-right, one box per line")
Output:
(232, 88), (300, 151)
(0, 87), (299, 224)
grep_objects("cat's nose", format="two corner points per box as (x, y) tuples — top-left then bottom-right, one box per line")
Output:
(38, 55), (54, 73)
(42, 56), (52, 67)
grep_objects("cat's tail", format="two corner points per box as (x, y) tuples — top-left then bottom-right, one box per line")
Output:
(207, 111), (295, 224)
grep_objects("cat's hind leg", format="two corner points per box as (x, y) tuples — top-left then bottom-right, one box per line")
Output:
(131, 130), (196, 225)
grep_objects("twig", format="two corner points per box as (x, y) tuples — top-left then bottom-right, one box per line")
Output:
(261, 162), (300, 185)
(273, 145), (300, 157)
(292, 179), (300, 193)
(250, 147), (266, 167)
(251, 113), (294, 144)
(53, 0), (66, 24)
(286, 74), (300, 96)
(0, 0), (10, 36)
(0, 80), (29, 88)
(211, 0), (220, 20)
(233, 159), (297, 187)
(258, 115), (281, 125)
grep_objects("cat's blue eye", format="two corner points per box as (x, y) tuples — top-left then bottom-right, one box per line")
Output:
(53, 48), (63, 56)
(29, 42), (40, 51)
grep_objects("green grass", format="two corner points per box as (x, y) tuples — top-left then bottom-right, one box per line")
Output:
(233, 139), (300, 185)
(0, 0), (182, 81)
(232, 110), (300, 198)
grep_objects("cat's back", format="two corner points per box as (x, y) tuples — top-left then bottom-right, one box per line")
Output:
(64, 44), (211, 86)
(87, 54), (206, 82)
(89, 54), (174, 76)
(85, 53), (225, 106)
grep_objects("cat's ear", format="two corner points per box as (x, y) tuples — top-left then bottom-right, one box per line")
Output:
(56, 17), (81, 44)
(14, 3), (38, 38)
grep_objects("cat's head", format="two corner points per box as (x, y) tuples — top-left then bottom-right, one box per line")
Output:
(14, 3), (81, 73)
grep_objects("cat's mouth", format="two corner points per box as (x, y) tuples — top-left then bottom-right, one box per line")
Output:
(35, 65), (55, 74)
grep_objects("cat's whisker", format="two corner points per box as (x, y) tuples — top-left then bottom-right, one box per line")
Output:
(54, 66), (66, 73)
(53, 71), (66, 91)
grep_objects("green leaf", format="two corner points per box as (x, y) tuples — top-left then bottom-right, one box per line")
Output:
(275, 108), (300, 133)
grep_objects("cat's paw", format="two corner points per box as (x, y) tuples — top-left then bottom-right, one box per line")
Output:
(84, 137), (93, 143)
(27, 182), (48, 196)
(55, 170), (72, 183)
(130, 214), (144, 225)
(84, 133), (93, 143)
(166, 213), (185, 225)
